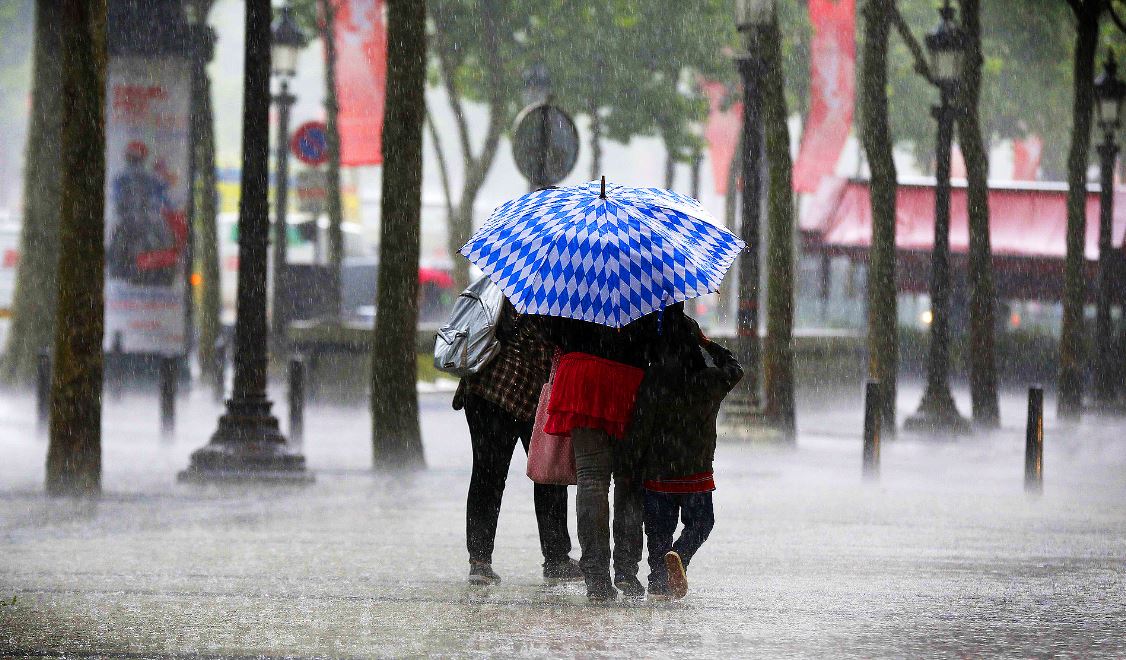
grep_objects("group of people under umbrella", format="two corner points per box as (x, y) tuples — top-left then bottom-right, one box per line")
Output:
(452, 178), (746, 602)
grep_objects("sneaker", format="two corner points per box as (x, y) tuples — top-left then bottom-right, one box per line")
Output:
(614, 573), (645, 598)
(587, 580), (619, 603)
(647, 581), (673, 601)
(543, 557), (583, 585)
(468, 561), (501, 586)
(664, 551), (688, 599)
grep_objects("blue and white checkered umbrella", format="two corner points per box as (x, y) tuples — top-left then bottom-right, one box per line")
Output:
(459, 179), (746, 328)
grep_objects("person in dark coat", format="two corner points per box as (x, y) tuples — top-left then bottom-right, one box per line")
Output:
(625, 304), (743, 600)
(538, 313), (658, 601)
(453, 300), (582, 586)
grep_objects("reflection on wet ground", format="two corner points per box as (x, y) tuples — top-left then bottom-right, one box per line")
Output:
(0, 385), (1124, 657)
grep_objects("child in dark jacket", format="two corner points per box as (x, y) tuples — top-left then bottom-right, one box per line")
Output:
(626, 305), (743, 600)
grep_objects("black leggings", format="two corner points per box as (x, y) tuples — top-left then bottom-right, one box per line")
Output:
(464, 395), (571, 565)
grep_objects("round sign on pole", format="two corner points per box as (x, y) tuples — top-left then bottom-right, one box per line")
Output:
(290, 121), (329, 166)
(512, 103), (579, 187)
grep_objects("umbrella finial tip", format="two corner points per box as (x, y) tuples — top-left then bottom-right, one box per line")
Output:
(600, 175), (606, 199)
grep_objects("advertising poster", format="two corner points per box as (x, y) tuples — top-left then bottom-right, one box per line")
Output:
(103, 57), (191, 355)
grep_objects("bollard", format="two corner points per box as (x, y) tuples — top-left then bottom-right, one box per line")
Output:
(1025, 385), (1044, 493)
(288, 355), (305, 445)
(36, 348), (50, 432)
(862, 380), (881, 479)
(160, 356), (177, 437)
(213, 338), (227, 404)
(109, 332), (125, 401)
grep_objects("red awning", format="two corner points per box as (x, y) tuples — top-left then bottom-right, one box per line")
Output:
(804, 177), (1126, 261)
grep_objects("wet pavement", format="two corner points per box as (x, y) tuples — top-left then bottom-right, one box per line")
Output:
(0, 383), (1124, 658)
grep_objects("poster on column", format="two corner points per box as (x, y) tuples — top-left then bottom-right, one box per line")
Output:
(103, 57), (191, 355)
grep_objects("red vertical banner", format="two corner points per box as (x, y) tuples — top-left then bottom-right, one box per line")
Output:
(792, 0), (856, 194)
(702, 80), (743, 195)
(332, 0), (387, 166)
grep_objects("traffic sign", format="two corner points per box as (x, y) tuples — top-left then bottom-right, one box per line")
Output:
(512, 103), (579, 187)
(291, 121), (329, 166)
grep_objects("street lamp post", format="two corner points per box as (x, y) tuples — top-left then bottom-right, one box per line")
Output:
(725, 0), (772, 423)
(270, 5), (306, 355)
(180, 0), (310, 483)
(905, 0), (970, 434)
(1093, 54), (1125, 406)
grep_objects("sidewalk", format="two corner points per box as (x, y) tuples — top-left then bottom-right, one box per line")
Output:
(1, 385), (1124, 657)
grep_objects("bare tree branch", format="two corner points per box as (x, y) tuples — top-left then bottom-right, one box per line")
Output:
(425, 111), (454, 221)
(430, 30), (475, 170)
(889, 2), (937, 87)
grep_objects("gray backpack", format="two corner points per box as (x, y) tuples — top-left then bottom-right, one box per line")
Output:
(434, 276), (505, 378)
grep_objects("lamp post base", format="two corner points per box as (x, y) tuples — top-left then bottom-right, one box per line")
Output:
(179, 398), (313, 483)
(903, 388), (970, 435)
(719, 400), (796, 444)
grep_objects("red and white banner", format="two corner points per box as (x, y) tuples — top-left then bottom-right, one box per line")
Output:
(792, 0), (856, 194)
(331, 0), (387, 166)
(702, 80), (742, 196)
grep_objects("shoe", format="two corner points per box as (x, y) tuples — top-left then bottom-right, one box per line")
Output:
(647, 581), (673, 601)
(586, 580), (619, 603)
(543, 557), (583, 585)
(664, 551), (688, 599)
(614, 573), (645, 598)
(468, 561), (501, 586)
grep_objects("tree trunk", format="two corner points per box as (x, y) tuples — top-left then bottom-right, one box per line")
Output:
(957, 0), (999, 428)
(761, 13), (796, 435)
(859, 0), (898, 434)
(1058, 2), (1100, 420)
(371, 0), (426, 469)
(3, 0), (64, 387)
(589, 103), (603, 181)
(321, 0), (344, 317)
(435, 6), (505, 291)
(426, 111), (456, 263)
(196, 53), (222, 387)
(662, 128), (676, 190)
(46, 0), (106, 496)
(721, 130), (743, 325)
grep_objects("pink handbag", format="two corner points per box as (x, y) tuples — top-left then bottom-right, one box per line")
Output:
(527, 352), (576, 485)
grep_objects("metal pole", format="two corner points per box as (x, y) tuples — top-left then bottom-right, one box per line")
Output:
(180, 0), (307, 482)
(271, 79), (295, 357)
(1024, 385), (1044, 493)
(160, 356), (177, 437)
(36, 348), (50, 432)
(288, 354), (305, 445)
(862, 380), (882, 479)
(1095, 134), (1118, 405)
(906, 87), (967, 433)
(728, 40), (764, 420)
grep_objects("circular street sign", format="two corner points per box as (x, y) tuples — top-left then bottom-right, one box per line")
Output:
(290, 121), (329, 166)
(512, 103), (579, 187)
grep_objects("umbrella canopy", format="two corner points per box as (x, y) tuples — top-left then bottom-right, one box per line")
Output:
(460, 180), (746, 328)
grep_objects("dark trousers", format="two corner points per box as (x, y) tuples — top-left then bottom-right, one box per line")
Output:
(464, 395), (571, 565)
(572, 428), (644, 585)
(643, 490), (714, 587)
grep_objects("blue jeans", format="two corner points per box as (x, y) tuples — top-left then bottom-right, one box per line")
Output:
(643, 490), (714, 588)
